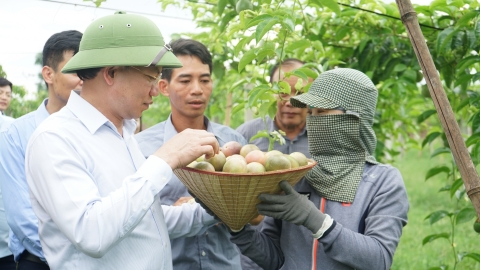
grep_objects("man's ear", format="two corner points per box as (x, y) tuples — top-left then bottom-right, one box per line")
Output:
(159, 79), (169, 97)
(41, 66), (54, 85)
(103, 67), (116, 85)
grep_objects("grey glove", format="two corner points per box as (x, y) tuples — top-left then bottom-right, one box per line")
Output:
(257, 180), (326, 234)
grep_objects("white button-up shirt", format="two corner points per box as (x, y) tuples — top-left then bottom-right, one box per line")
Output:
(25, 92), (215, 269)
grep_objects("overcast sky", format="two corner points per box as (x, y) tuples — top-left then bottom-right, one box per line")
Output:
(0, 0), (431, 96)
(0, 0), (196, 96)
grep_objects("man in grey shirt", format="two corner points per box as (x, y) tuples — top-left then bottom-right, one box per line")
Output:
(228, 68), (409, 269)
(136, 38), (246, 269)
(236, 58), (310, 157)
(236, 58), (311, 270)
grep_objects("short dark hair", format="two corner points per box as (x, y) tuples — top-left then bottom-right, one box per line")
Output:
(161, 38), (212, 82)
(76, 68), (102, 81)
(43, 30), (83, 72)
(0, 77), (13, 91)
(269, 58), (305, 83)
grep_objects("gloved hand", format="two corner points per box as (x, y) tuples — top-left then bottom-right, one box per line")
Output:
(257, 180), (326, 234)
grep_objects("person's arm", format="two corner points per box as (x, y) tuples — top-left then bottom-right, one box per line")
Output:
(0, 130), (44, 259)
(257, 168), (408, 270)
(162, 202), (217, 239)
(25, 129), (219, 258)
(319, 167), (409, 269)
(230, 218), (284, 270)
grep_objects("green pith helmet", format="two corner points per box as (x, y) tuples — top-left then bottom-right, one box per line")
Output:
(62, 11), (182, 73)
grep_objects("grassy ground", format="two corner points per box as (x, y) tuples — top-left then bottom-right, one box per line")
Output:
(391, 149), (480, 269)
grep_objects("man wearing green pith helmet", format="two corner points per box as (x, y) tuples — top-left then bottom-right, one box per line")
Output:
(24, 12), (221, 269)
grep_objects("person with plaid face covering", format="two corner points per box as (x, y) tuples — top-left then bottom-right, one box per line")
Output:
(229, 68), (409, 270)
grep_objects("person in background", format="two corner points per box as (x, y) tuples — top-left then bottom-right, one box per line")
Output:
(0, 30), (83, 270)
(22, 12), (220, 269)
(228, 68), (409, 270)
(0, 77), (14, 131)
(135, 38), (247, 270)
(236, 58), (310, 156)
(236, 58), (312, 269)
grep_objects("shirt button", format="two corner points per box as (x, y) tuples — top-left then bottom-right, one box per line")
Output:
(202, 251), (206, 256)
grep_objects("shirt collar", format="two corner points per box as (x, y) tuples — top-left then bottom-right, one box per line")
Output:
(66, 91), (112, 134)
(35, 99), (50, 126)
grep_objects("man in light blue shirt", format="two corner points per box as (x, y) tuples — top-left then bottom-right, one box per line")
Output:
(23, 12), (220, 269)
(136, 38), (247, 269)
(0, 30), (83, 269)
(0, 77), (14, 132)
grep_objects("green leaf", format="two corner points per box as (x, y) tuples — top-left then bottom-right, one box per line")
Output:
(250, 130), (270, 141)
(455, 207), (476, 225)
(217, 0), (227, 16)
(311, 0), (341, 15)
(422, 233), (450, 245)
(335, 27), (350, 41)
(422, 131), (441, 148)
(425, 165), (450, 180)
(471, 112), (480, 133)
(238, 50), (257, 72)
(246, 14), (274, 29)
(417, 109), (437, 124)
(278, 81), (291, 94)
(463, 253), (480, 263)
(247, 84), (271, 107)
(231, 102), (245, 116)
(466, 132), (480, 147)
(449, 179), (464, 198)
(297, 67), (318, 80)
(430, 147), (451, 158)
(456, 56), (480, 73)
(291, 70), (308, 81)
(394, 63), (407, 72)
(282, 16), (295, 32)
(256, 48), (276, 63)
(425, 210), (449, 225)
(255, 18), (278, 43)
(286, 40), (311, 53)
(219, 11), (238, 33)
(456, 10), (480, 27)
(437, 28), (457, 54)
(234, 35), (253, 55)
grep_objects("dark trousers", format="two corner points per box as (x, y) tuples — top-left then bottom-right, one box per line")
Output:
(17, 251), (49, 270)
(0, 254), (16, 270)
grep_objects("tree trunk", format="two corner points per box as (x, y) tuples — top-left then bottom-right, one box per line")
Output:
(395, 0), (480, 219)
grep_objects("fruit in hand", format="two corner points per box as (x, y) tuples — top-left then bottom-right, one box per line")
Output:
(221, 141), (242, 157)
(193, 161), (216, 172)
(206, 151), (226, 171)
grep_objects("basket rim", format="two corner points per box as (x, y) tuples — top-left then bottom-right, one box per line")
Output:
(175, 159), (317, 176)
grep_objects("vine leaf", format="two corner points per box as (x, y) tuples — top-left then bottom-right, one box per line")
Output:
(425, 166), (450, 180)
(425, 210), (449, 225)
(422, 233), (450, 246)
(455, 207), (476, 225)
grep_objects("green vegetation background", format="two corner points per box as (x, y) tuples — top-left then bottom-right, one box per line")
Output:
(392, 149), (479, 269)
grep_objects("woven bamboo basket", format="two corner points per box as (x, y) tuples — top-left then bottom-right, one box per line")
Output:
(173, 159), (317, 231)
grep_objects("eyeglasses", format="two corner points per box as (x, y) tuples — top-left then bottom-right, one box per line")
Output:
(130, 66), (162, 85)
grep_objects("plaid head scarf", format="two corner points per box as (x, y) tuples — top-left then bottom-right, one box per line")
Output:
(290, 68), (379, 203)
